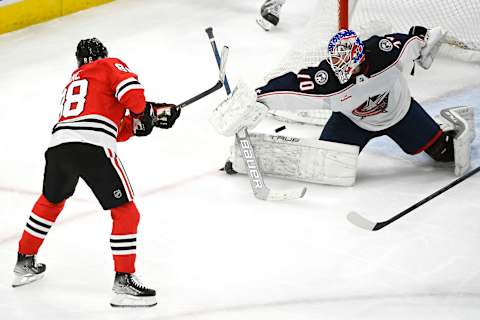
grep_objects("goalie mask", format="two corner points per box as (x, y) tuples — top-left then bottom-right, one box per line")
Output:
(327, 29), (365, 84)
(75, 37), (108, 67)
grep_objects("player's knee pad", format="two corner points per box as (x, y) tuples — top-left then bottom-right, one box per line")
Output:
(229, 132), (359, 186)
(425, 131), (454, 162)
(111, 201), (140, 233)
(434, 106), (475, 175)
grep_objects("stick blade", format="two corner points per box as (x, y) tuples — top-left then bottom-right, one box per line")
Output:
(347, 211), (377, 231)
(255, 186), (307, 201)
(219, 46), (229, 83)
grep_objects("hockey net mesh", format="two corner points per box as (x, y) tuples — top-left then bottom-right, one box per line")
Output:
(266, 0), (480, 126)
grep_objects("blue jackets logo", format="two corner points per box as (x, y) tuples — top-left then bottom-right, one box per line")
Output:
(352, 92), (389, 118)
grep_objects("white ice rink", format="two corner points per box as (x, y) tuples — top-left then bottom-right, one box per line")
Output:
(1, 0), (480, 319)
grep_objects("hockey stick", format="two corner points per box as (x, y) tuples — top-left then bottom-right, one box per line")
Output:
(205, 27), (307, 201)
(176, 46), (229, 109)
(347, 166), (480, 231)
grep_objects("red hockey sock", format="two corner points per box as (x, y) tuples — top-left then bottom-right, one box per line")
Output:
(18, 194), (66, 255)
(110, 201), (140, 274)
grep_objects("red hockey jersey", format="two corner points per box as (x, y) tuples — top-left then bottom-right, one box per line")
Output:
(50, 57), (146, 151)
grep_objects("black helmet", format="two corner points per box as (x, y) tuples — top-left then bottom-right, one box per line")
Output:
(75, 37), (108, 67)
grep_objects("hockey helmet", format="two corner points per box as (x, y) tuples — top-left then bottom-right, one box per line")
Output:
(327, 29), (365, 84)
(75, 38), (108, 67)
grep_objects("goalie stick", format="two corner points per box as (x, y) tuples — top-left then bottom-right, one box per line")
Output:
(176, 46), (229, 110)
(205, 27), (306, 201)
(347, 166), (480, 231)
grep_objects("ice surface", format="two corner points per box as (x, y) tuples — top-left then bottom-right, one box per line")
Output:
(0, 0), (479, 319)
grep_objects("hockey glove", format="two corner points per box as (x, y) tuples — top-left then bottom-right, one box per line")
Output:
(132, 103), (155, 137)
(408, 26), (428, 39)
(149, 102), (181, 129)
(409, 26), (445, 70)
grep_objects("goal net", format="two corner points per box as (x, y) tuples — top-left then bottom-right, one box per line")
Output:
(266, 0), (480, 127)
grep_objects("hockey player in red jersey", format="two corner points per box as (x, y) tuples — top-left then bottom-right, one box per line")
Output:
(12, 38), (180, 307)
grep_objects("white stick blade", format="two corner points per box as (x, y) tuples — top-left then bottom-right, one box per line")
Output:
(219, 46), (229, 83)
(347, 211), (376, 231)
(255, 187), (307, 201)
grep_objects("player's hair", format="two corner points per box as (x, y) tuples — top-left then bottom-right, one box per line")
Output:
(75, 38), (108, 67)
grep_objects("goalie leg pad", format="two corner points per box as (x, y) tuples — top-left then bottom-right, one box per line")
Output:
(229, 133), (359, 186)
(209, 80), (268, 136)
(435, 106), (475, 176)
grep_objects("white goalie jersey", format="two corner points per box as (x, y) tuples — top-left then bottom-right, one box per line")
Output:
(256, 31), (431, 132)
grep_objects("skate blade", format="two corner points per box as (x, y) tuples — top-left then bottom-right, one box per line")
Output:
(256, 16), (273, 31)
(12, 272), (45, 288)
(110, 293), (157, 308)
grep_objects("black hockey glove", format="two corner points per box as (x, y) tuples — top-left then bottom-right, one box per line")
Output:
(149, 102), (181, 129)
(133, 103), (154, 137)
(408, 26), (428, 39)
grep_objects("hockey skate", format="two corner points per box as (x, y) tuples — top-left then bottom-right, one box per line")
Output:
(110, 272), (157, 308)
(12, 253), (46, 288)
(220, 160), (238, 175)
(257, 0), (285, 31)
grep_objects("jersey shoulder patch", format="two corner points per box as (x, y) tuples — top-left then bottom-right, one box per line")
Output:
(313, 69), (329, 85)
(298, 60), (346, 94)
(378, 38), (394, 52)
(364, 35), (406, 74)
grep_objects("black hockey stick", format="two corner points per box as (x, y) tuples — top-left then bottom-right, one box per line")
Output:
(176, 46), (229, 109)
(205, 27), (306, 201)
(347, 166), (480, 231)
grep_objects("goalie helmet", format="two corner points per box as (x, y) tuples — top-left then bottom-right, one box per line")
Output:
(327, 29), (365, 84)
(75, 38), (108, 67)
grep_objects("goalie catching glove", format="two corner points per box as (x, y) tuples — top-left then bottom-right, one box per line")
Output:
(409, 26), (446, 69)
(209, 80), (268, 136)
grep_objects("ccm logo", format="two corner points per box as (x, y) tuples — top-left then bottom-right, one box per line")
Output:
(239, 139), (263, 188)
(270, 135), (300, 143)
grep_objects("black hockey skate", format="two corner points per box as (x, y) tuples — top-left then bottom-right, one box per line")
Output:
(110, 272), (157, 307)
(12, 253), (46, 287)
(257, 0), (284, 31)
(220, 160), (237, 175)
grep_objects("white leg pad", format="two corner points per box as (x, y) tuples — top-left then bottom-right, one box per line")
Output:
(229, 133), (359, 186)
(435, 106), (475, 176)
